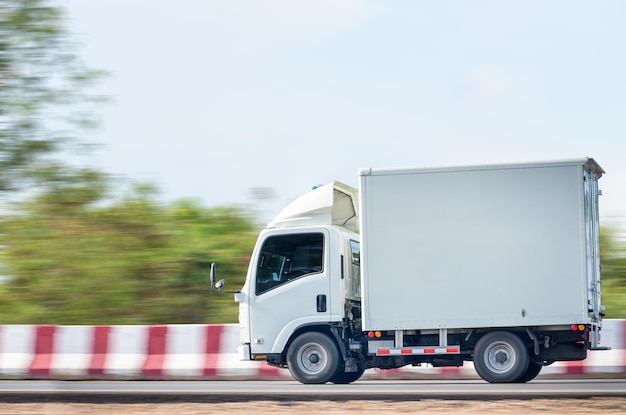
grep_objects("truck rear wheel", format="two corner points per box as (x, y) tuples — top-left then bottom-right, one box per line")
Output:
(474, 331), (529, 383)
(515, 360), (542, 383)
(287, 332), (341, 384)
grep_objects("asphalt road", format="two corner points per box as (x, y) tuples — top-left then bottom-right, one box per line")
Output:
(0, 379), (625, 401)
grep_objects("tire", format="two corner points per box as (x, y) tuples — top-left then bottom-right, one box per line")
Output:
(330, 367), (365, 384)
(286, 332), (341, 384)
(515, 360), (542, 383)
(473, 331), (529, 383)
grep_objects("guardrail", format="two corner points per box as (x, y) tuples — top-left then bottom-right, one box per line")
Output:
(0, 320), (624, 379)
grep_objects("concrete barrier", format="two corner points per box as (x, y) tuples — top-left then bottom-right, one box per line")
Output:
(0, 320), (624, 379)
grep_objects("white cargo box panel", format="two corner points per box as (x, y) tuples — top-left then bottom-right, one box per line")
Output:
(359, 159), (603, 331)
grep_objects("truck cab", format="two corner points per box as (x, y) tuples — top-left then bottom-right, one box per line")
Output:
(227, 182), (363, 383)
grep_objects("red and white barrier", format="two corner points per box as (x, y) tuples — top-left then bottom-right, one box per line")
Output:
(0, 324), (283, 379)
(0, 320), (624, 379)
(0, 325), (36, 376)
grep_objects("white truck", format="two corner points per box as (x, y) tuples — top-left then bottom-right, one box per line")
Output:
(211, 158), (607, 384)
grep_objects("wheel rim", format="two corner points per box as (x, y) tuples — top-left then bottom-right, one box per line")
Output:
(484, 341), (517, 374)
(297, 342), (328, 375)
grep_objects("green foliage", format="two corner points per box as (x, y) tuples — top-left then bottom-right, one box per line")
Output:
(0, 0), (105, 196)
(0, 187), (258, 324)
(600, 226), (626, 318)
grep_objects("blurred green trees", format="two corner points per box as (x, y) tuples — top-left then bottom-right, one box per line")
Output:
(0, 0), (104, 196)
(600, 226), (626, 318)
(0, 185), (258, 324)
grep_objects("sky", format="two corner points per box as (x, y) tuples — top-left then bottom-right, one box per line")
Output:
(61, 1), (625, 225)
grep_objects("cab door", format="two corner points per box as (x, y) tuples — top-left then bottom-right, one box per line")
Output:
(247, 229), (331, 356)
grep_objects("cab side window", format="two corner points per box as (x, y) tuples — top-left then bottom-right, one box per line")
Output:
(256, 233), (324, 295)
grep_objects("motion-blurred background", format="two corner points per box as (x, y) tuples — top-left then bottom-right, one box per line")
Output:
(1, 0), (624, 325)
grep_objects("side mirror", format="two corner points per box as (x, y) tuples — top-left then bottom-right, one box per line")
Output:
(210, 263), (239, 295)
(210, 263), (221, 293)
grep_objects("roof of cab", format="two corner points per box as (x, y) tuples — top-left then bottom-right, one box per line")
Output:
(267, 181), (359, 233)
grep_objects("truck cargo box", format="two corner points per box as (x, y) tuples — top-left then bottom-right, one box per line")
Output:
(359, 158), (604, 331)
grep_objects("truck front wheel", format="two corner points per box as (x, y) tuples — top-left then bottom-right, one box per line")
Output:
(474, 331), (529, 383)
(330, 366), (365, 384)
(286, 332), (341, 384)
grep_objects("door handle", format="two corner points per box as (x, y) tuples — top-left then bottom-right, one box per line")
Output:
(316, 294), (327, 312)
